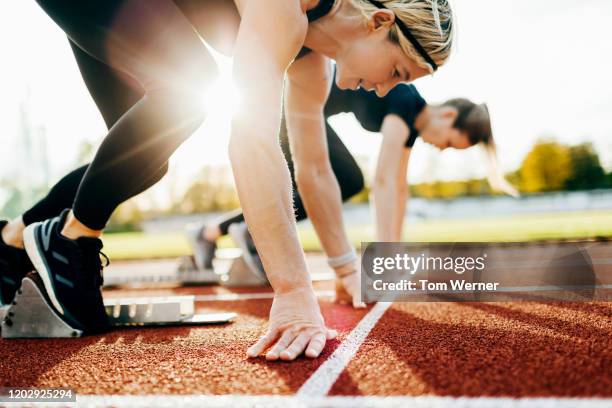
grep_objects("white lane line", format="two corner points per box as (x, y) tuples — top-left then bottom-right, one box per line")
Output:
(75, 395), (612, 408)
(104, 271), (335, 287)
(194, 293), (274, 301)
(193, 290), (336, 302)
(433, 284), (612, 293)
(297, 302), (392, 397)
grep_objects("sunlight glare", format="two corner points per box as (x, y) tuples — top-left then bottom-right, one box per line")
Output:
(201, 67), (242, 120)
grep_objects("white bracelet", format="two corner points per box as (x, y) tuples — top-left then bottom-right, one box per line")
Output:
(327, 249), (358, 268)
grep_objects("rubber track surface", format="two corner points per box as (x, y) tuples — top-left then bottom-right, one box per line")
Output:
(1, 255), (610, 397)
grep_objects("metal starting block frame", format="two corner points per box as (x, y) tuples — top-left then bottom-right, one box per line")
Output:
(103, 256), (221, 287)
(1, 277), (236, 339)
(103, 248), (269, 288)
(214, 249), (269, 287)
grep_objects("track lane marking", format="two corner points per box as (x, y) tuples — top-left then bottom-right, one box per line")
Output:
(75, 395), (612, 407)
(297, 302), (392, 396)
(193, 290), (335, 302)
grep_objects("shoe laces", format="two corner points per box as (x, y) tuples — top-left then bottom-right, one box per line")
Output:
(95, 250), (110, 287)
(76, 241), (109, 288)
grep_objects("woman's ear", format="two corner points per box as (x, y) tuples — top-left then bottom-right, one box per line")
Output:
(441, 106), (458, 122)
(368, 9), (396, 31)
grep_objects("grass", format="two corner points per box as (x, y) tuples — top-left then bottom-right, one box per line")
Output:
(103, 210), (612, 261)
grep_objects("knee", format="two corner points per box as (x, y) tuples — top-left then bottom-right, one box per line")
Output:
(180, 52), (220, 94)
(144, 87), (208, 133)
(144, 52), (219, 122)
(151, 162), (170, 185)
(147, 52), (219, 98)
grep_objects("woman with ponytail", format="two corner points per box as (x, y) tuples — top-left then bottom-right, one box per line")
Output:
(3, 0), (455, 360)
(188, 80), (518, 306)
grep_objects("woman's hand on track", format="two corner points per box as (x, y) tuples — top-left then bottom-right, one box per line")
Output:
(247, 287), (337, 361)
(334, 262), (367, 309)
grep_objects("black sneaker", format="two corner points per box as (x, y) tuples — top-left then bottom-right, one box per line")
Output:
(0, 221), (34, 305)
(185, 222), (217, 270)
(228, 222), (268, 284)
(23, 209), (110, 334)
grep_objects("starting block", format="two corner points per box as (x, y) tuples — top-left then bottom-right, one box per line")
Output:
(103, 248), (269, 288)
(214, 248), (269, 287)
(0, 305), (9, 327)
(1, 276), (236, 339)
(103, 256), (221, 287)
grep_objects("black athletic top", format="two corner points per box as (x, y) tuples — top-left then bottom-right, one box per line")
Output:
(306, 0), (335, 21)
(324, 83), (427, 148)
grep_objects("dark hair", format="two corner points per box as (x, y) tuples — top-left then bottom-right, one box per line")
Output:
(440, 98), (519, 197)
(441, 98), (492, 146)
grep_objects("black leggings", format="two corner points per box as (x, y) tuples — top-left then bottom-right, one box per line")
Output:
(30, 0), (226, 230)
(23, 38), (163, 225)
(23, 44), (365, 230)
(23, 0), (364, 230)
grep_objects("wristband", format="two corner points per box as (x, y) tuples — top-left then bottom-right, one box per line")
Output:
(336, 268), (357, 278)
(327, 248), (357, 269)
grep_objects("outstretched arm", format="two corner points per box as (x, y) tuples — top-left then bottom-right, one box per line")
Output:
(230, 0), (335, 361)
(372, 114), (411, 241)
(285, 52), (364, 308)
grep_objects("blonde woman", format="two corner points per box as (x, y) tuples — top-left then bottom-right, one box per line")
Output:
(3, 0), (454, 360)
(189, 81), (517, 302)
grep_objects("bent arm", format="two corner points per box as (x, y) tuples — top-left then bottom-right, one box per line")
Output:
(372, 114), (411, 241)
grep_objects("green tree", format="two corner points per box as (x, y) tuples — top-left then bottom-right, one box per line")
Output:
(565, 143), (606, 190)
(519, 140), (572, 193)
(0, 183), (26, 219)
(75, 140), (96, 166)
(465, 178), (490, 196)
(173, 166), (241, 214)
(0, 178), (47, 219)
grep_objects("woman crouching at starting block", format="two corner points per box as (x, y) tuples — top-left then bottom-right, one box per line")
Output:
(187, 80), (518, 304)
(0, 0), (453, 360)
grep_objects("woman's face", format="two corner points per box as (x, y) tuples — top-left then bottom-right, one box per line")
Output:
(334, 11), (431, 97)
(420, 107), (472, 151)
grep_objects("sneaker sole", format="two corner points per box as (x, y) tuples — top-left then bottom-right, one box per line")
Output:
(185, 225), (210, 271)
(228, 223), (268, 284)
(23, 222), (65, 315)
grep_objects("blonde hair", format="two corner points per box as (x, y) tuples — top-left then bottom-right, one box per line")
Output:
(482, 137), (520, 198)
(352, 0), (455, 72)
(441, 99), (520, 197)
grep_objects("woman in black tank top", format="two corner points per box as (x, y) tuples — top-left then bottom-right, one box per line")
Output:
(3, 0), (455, 361)
(186, 83), (516, 288)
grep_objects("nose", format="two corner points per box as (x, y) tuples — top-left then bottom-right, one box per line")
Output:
(375, 88), (389, 97)
(375, 84), (391, 97)
(375, 77), (402, 97)
(438, 142), (451, 151)
(361, 83), (373, 92)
